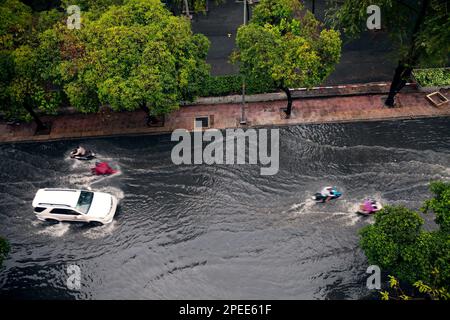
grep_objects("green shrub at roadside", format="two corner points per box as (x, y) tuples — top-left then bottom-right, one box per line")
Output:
(199, 75), (277, 97)
(359, 181), (450, 296)
(414, 68), (450, 87)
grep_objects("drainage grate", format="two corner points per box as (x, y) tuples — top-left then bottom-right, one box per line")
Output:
(194, 116), (210, 128)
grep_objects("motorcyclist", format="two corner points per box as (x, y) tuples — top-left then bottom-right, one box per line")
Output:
(321, 186), (335, 203)
(359, 199), (379, 214)
(91, 161), (117, 175)
(70, 146), (87, 158)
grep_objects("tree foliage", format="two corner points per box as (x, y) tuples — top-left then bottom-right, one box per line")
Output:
(51, 0), (210, 114)
(360, 181), (450, 292)
(0, 0), (32, 50)
(380, 273), (450, 300)
(233, 0), (341, 115)
(422, 181), (450, 233)
(60, 0), (125, 19)
(1, 0), (210, 122)
(0, 0), (61, 125)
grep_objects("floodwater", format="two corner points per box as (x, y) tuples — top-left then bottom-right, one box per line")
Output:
(0, 118), (449, 299)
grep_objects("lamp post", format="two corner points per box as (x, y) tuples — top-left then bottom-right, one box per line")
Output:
(240, 0), (248, 125)
(183, 0), (192, 19)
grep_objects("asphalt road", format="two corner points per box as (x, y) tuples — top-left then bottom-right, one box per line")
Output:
(1, 118), (449, 299)
(192, 0), (397, 84)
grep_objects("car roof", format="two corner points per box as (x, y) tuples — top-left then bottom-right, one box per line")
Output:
(32, 188), (83, 208)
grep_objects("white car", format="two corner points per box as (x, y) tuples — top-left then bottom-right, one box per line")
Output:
(32, 188), (118, 225)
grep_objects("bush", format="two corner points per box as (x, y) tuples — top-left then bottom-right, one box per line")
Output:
(413, 68), (450, 87)
(359, 181), (450, 291)
(199, 75), (277, 97)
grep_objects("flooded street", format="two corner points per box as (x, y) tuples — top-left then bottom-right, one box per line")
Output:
(0, 118), (449, 299)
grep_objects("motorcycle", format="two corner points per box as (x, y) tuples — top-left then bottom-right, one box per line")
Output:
(356, 199), (383, 216)
(312, 187), (342, 203)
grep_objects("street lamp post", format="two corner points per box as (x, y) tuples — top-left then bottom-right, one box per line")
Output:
(240, 0), (248, 125)
(183, 0), (193, 19)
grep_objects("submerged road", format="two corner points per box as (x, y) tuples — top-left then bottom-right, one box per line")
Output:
(0, 118), (449, 299)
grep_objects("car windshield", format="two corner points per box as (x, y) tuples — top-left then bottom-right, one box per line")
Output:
(75, 191), (94, 214)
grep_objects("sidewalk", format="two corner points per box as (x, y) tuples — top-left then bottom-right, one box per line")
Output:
(0, 88), (449, 144)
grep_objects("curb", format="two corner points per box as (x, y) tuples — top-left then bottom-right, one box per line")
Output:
(14, 82), (418, 116)
(185, 82), (417, 106)
(2, 113), (449, 145)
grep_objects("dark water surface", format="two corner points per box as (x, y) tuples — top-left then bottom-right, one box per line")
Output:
(0, 118), (449, 299)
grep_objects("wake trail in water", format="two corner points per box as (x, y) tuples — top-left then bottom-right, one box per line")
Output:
(285, 198), (318, 217)
(33, 220), (71, 237)
(83, 221), (119, 239)
(286, 193), (390, 226)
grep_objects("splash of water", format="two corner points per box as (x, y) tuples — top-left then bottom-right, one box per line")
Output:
(34, 221), (71, 237)
(82, 220), (118, 239)
(285, 197), (319, 218)
(93, 186), (124, 202)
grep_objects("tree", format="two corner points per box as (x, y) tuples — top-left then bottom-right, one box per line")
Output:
(0, 0), (33, 49)
(0, 236), (9, 267)
(43, 0), (210, 117)
(326, 0), (450, 107)
(359, 181), (450, 293)
(0, 0), (62, 129)
(422, 180), (450, 233)
(380, 274), (450, 300)
(60, 0), (125, 19)
(233, 0), (341, 117)
(6, 44), (61, 129)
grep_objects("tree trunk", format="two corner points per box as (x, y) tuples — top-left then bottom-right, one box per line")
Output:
(281, 86), (293, 118)
(140, 102), (149, 114)
(385, 0), (430, 107)
(24, 99), (45, 130)
(140, 102), (158, 126)
(385, 62), (411, 107)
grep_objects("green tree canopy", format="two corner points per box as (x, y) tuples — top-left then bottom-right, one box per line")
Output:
(0, 0), (62, 128)
(360, 181), (450, 291)
(60, 0), (124, 19)
(422, 181), (450, 233)
(0, 0), (32, 50)
(233, 0), (341, 117)
(43, 0), (210, 116)
(326, 0), (450, 106)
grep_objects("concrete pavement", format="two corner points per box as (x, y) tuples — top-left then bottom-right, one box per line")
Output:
(1, 87), (449, 144)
